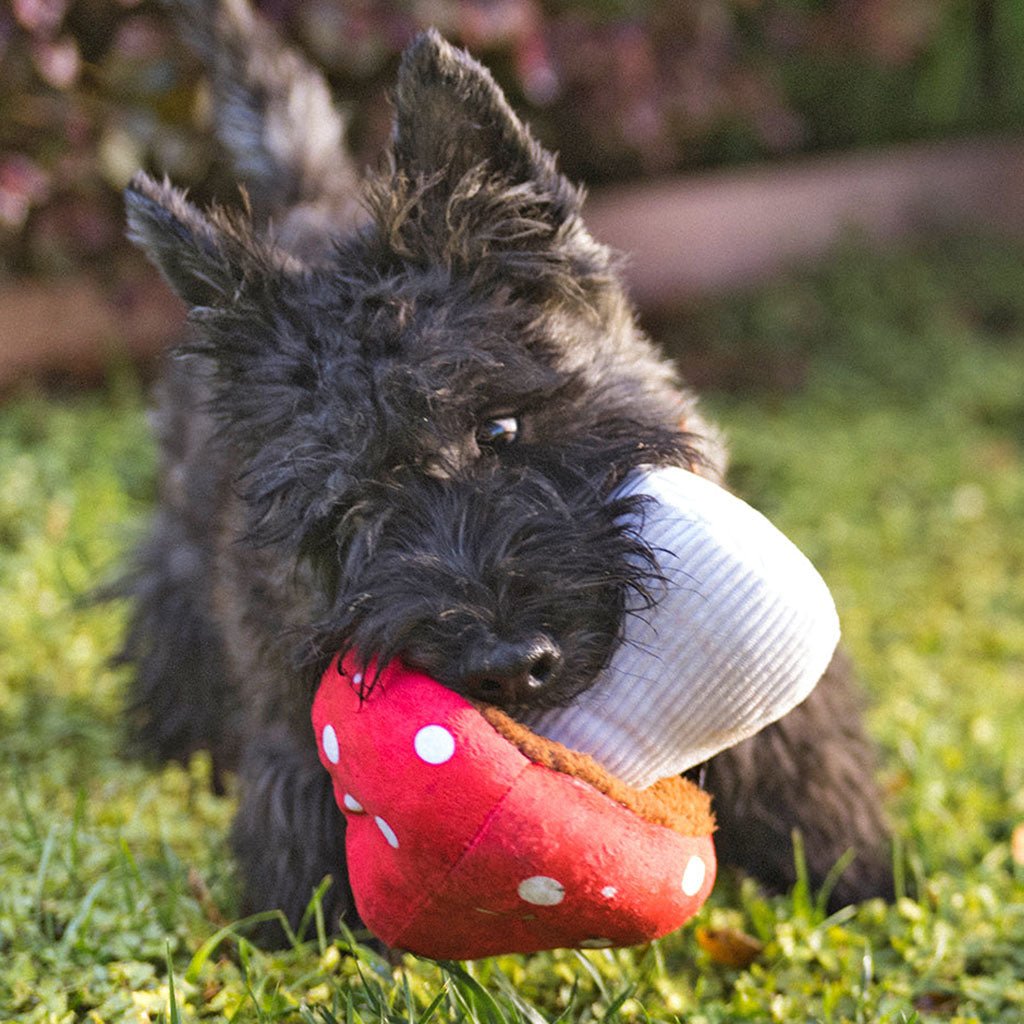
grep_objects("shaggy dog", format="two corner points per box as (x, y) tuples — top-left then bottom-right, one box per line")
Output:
(120, 0), (892, 939)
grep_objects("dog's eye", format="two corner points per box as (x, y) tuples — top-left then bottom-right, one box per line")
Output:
(476, 416), (519, 449)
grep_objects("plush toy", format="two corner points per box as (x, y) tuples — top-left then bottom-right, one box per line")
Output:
(313, 657), (717, 959)
(522, 466), (841, 786)
(311, 466), (840, 959)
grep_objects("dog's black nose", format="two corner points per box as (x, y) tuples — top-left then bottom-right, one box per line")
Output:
(458, 636), (562, 705)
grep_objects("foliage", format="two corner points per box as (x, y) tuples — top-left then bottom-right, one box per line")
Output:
(4, 0), (1024, 281)
(3, 233), (1024, 1020)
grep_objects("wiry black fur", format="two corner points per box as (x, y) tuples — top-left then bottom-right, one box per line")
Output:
(120, 3), (892, 941)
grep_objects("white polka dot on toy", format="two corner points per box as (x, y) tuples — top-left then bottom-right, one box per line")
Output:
(414, 724), (456, 765)
(518, 875), (565, 906)
(681, 855), (706, 896)
(343, 793), (364, 813)
(322, 724), (340, 764)
(352, 672), (363, 685)
(375, 816), (399, 849)
(600, 886), (618, 899)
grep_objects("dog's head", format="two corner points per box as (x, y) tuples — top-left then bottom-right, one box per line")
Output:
(126, 32), (714, 709)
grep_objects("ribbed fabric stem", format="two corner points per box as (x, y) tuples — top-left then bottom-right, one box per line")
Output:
(522, 467), (840, 789)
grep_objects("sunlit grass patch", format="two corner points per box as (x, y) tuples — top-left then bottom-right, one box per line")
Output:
(3, 234), (1024, 1021)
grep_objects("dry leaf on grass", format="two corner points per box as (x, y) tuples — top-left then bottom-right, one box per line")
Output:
(1011, 822), (1024, 866)
(695, 925), (764, 967)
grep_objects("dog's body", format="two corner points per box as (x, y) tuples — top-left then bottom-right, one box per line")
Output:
(121, 0), (892, 938)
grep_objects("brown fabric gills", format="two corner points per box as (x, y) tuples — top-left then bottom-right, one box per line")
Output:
(479, 705), (716, 838)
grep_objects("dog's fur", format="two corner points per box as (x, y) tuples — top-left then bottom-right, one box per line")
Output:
(120, 0), (893, 940)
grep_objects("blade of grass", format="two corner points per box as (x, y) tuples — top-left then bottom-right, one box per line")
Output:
(549, 979), (580, 1024)
(600, 984), (637, 1023)
(438, 960), (512, 1024)
(166, 942), (182, 1024)
(417, 985), (449, 1024)
(790, 828), (813, 920)
(68, 786), (86, 880)
(184, 910), (294, 982)
(892, 831), (907, 902)
(117, 836), (141, 914)
(571, 950), (610, 1002)
(11, 760), (41, 845)
(33, 822), (58, 922)
(295, 875), (334, 951)
(59, 875), (108, 952)
(491, 972), (550, 1024)
(353, 958), (388, 1018)
(815, 848), (857, 917)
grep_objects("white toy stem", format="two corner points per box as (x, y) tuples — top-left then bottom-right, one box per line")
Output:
(521, 467), (840, 789)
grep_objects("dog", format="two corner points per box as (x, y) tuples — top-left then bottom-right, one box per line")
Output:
(119, 0), (893, 942)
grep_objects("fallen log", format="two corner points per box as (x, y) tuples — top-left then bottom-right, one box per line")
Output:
(0, 274), (184, 392)
(584, 136), (1024, 308)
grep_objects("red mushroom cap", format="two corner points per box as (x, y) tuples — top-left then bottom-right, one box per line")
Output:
(312, 657), (716, 959)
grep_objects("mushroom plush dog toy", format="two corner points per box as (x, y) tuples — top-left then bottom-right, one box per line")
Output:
(313, 467), (840, 959)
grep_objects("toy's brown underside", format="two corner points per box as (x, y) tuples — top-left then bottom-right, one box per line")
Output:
(478, 705), (716, 838)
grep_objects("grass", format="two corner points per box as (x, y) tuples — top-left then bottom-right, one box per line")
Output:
(2, 233), (1024, 1022)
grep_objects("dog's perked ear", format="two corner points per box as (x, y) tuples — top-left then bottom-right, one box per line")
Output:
(376, 31), (616, 294)
(125, 171), (301, 309)
(125, 173), (238, 308)
(126, 171), (352, 549)
(391, 30), (580, 221)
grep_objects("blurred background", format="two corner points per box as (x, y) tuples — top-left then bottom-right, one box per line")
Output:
(4, 0), (1024, 387)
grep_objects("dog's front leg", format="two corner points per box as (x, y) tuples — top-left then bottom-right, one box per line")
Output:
(231, 722), (353, 944)
(701, 650), (894, 910)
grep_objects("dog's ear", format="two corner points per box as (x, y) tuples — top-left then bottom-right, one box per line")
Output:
(126, 171), (302, 308)
(125, 173), (240, 307)
(391, 30), (577, 215)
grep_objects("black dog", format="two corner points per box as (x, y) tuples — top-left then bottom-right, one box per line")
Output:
(120, 0), (893, 939)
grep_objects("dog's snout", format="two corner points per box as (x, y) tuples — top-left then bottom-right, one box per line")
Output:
(460, 636), (562, 705)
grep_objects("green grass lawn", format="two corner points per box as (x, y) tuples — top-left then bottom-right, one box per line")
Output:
(3, 235), (1024, 1023)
